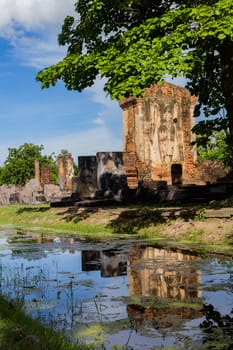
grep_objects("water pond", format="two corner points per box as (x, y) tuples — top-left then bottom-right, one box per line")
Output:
(0, 230), (233, 349)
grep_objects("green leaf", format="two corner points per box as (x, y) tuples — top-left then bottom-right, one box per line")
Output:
(218, 33), (226, 40)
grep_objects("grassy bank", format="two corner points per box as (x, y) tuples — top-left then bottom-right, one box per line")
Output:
(0, 204), (114, 239)
(0, 203), (232, 254)
(0, 296), (92, 350)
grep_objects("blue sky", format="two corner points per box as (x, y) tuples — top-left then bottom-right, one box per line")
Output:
(0, 0), (122, 165)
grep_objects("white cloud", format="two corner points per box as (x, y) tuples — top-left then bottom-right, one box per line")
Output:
(0, 0), (76, 68)
(0, 0), (76, 32)
(93, 117), (105, 126)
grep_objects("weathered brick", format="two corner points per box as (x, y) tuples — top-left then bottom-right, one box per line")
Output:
(120, 82), (227, 187)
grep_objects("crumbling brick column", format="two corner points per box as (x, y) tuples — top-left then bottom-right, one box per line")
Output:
(34, 160), (40, 182)
(57, 154), (65, 190)
(57, 153), (74, 191)
(65, 153), (74, 191)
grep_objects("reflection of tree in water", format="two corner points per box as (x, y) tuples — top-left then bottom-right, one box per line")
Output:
(10, 248), (47, 260)
(9, 238), (48, 260)
(200, 304), (233, 349)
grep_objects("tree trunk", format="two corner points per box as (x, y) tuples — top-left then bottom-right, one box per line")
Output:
(219, 42), (233, 166)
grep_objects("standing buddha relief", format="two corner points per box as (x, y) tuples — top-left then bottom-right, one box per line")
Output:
(148, 97), (184, 165)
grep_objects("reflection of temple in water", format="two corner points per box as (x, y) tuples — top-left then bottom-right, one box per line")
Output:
(127, 301), (203, 329)
(82, 250), (127, 277)
(81, 246), (203, 328)
(127, 246), (203, 328)
(81, 246), (202, 298)
(100, 251), (127, 277)
(81, 251), (101, 271)
(128, 246), (202, 300)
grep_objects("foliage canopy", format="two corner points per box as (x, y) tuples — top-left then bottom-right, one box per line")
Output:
(36, 0), (233, 159)
(0, 143), (58, 186)
(197, 130), (232, 167)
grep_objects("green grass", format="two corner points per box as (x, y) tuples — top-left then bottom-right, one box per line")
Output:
(181, 229), (205, 243)
(0, 204), (113, 240)
(0, 295), (93, 350)
(125, 295), (202, 311)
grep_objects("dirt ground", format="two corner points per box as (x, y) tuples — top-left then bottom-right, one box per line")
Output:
(65, 205), (233, 244)
(156, 218), (233, 243)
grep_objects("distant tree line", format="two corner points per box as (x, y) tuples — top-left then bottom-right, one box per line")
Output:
(0, 143), (77, 186)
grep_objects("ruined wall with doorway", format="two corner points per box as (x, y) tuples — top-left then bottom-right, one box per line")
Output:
(120, 82), (197, 187)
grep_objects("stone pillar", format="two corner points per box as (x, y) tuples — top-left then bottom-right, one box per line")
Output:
(65, 153), (74, 191)
(57, 154), (65, 190)
(34, 160), (40, 183)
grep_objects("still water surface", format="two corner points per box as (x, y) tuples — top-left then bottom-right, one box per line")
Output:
(0, 231), (232, 349)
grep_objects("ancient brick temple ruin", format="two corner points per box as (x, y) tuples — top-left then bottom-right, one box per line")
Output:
(0, 82), (229, 206)
(34, 159), (53, 186)
(55, 82), (228, 204)
(120, 82), (226, 188)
